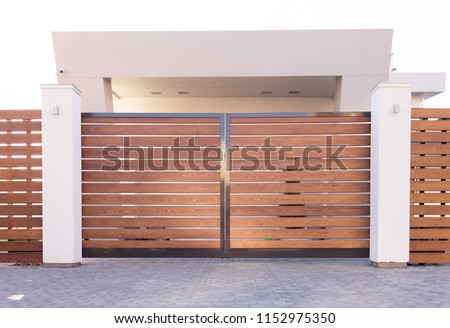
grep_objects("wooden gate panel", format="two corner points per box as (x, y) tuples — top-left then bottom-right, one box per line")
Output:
(81, 115), (222, 255)
(410, 108), (450, 263)
(228, 114), (371, 256)
(0, 110), (42, 263)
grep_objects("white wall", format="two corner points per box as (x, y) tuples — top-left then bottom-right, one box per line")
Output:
(337, 75), (389, 111)
(113, 97), (334, 113)
(54, 30), (392, 78)
(58, 77), (113, 112)
(53, 30), (393, 112)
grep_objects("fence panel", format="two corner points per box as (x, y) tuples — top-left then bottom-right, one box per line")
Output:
(411, 108), (450, 263)
(0, 110), (42, 263)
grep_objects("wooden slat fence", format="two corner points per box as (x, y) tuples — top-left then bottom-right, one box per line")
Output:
(411, 108), (450, 263)
(0, 110), (42, 263)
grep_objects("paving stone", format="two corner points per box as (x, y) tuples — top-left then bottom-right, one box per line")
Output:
(0, 258), (449, 307)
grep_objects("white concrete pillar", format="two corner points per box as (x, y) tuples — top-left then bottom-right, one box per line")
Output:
(370, 83), (412, 268)
(41, 84), (82, 267)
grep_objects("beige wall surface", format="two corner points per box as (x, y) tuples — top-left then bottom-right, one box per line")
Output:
(113, 97), (334, 113)
(53, 30), (395, 113)
(54, 30), (393, 78)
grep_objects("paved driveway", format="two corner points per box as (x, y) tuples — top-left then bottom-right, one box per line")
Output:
(1, 258), (449, 308)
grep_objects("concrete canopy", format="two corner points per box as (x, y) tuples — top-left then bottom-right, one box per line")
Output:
(52, 30), (443, 112)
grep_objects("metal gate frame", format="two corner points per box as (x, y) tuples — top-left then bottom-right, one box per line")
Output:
(82, 112), (370, 258)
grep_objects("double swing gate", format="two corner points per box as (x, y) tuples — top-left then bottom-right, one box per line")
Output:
(81, 112), (371, 258)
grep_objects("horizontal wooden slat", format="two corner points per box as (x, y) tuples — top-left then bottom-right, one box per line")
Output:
(0, 121), (41, 131)
(230, 136), (371, 147)
(410, 229), (450, 239)
(411, 218), (450, 227)
(0, 134), (41, 144)
(83, 194), (220, 205)
(0, 110), (41, 120)
(0, 182), (42, 192)
(230, 240), (369, 249)
(82, 147), (221, 159)
(411, 120), (450, 131)
(82, 136), (220, 147)
(411, 132), (450, 142)
(411, 156), (450, 167)
(230, 147), (370, 159)
(0, 241), (42, 251)
(0, 205), (42, 215)
(0, 218), (42, 228)
(82, 205), (220, 216)
(0, 146), (41, 156)
(82, 171), (220, 182)
(411, 205), (450, 215)
(0, 158), (42, 168)
(230, 194), (369, 205)
(0, 229), (42, 239)
(231, 182), (369, 193)
(231, 229), (369, 239)
(409, 253), (450, 264)
(411, 169), (450, 179)
(82, 124), (219, 135)
(231, 170), (369, 182)
(0, 193), (42, 203)
(231, 123), (370, 135)
(411, 181), (450, 191)
(82, 182), (220, 194)
(231, 205), (370, 216)
(410, 241), (450, 251)
(412, 108), (450, 119)
(83, 240), (220, 249)
(231, 218), (369, 228)
(82, 117), (220, 124)
(411, 144), (450, 155)
(230, 116), (370, 123)
(83, 229), (220, 239)
(83, 218), (220, 228)
(231, 159), (369, 170)
(0, 169), (42, 179)
(82, 159), (221, 171)
(411, 193), (450, 203)
(0, 252), (42, 264)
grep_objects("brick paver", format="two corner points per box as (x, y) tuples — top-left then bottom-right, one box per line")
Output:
(1, 258), (449, 307)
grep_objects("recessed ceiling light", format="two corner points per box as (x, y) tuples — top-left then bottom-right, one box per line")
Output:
(289, 91), (300, 95)
(260, 91), (272, 95)
(150, 91), (162, 95)
(178, 91), (190, 95)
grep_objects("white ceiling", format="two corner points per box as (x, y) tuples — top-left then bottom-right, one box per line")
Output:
(112, 76), (337, 98)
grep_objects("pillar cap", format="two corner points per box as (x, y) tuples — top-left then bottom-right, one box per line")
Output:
(371, 82), (413, 94)
(41, 84), (82, 96)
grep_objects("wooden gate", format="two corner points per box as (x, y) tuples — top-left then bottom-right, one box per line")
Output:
(81, 114), (223, 257)
(0, 110), (42, 263)
(410, 108), (450, 263)
(227, 113), (371, 257)
(81, 112), (370, 258)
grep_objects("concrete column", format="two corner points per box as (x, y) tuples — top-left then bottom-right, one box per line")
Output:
(41, 84), (82, 267)
(370, 83), (412, 268)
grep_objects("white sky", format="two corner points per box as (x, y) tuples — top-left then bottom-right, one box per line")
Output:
(0, 0), (449, 109)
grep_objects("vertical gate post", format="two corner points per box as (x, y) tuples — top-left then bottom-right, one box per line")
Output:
(41, 85), (82, 267)
(370, 83), (412, 268)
